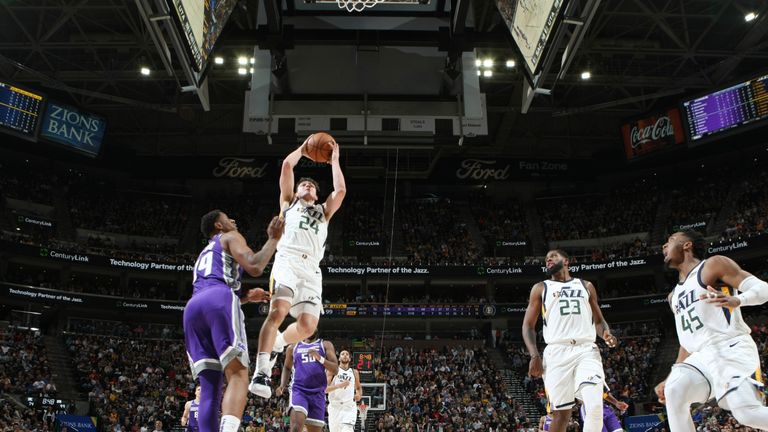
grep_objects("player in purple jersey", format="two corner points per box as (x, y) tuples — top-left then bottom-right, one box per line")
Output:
(276, 329), (339, 431)
(578, 392), (628, 432)
(181, 385), (201, 432)
(183, 209), (283, 432)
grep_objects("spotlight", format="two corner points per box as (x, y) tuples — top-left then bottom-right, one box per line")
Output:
(477, 70), (481, 76)
(506, 60), (516, 68)
(483, 70), (492, 77)
(250, 57), (255, 64)
(237, 67), (247, 75)
(237, 56), (247, 65)
(482, 58), (493, 68)
(580, 71), (591, 80)
(140, 67), (150, 76)
(745, 12), (757, 22)
(214, 57), (224, 65)
(475, 59), (482, 67)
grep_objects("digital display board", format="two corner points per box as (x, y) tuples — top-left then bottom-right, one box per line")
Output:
(0, 81), (44, 142)
(682, 73), (768, 142)
(167, 0), (238, 71)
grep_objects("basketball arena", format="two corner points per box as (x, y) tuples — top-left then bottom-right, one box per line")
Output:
(1, 1), (768, 431)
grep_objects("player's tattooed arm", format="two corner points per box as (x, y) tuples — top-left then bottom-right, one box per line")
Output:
(224, 216), (284, 277)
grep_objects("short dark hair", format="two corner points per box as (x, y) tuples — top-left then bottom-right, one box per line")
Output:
(296, 177), (319, 192)
(549, 249), (570, 260)
(200, 209), (222, 238)
(679, 230), (706, 259)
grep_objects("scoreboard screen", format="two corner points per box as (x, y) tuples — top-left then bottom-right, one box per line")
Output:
(682, 73), (768, 143)
(0, 81), (45, 142)
(353, 351), (375, 375)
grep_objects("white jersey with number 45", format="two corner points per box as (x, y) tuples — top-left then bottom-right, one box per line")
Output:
(671, 260), (750, 353)
(541, 279), (596, 345)
(279, 198), (328, 263)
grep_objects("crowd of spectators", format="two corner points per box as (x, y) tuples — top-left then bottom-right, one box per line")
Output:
(0, 327), (57, 397)
(470, 198), (529, 257)
(666, 174), (731, 236)
(721, 170), (768, 240)
(373, 345), (532, 431)
(539, 184), (659, 242)
(399, 199), (481, 265)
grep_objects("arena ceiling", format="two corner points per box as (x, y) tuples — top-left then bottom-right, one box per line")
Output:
(0, 0), (767, 161)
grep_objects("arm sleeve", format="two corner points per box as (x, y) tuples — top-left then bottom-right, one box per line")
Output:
(736, 276), (768, 307)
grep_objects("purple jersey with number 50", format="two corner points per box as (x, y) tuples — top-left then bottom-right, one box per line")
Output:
(192, 234), (243, 295)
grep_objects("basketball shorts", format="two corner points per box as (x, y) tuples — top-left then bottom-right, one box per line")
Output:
(270, 251), (324, 318)
(543, 342), (605, 410)
(289, 387), (326, 427)
(183, 284), (248, 378)
(684, 334), (763, 405)
(328, 401), (358, 431)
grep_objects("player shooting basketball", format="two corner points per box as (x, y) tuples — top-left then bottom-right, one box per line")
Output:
(250, 133), (347, 398)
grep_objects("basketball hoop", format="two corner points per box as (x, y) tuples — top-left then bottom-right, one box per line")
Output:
(358, 402), (369, 428)
(337, 0), (385, 12)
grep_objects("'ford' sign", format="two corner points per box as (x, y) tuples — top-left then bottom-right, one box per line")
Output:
(40, 101), (106, 157)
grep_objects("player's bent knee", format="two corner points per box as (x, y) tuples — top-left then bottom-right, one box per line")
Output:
(665, 366), (709, 405)
(730, 404), (768, 429)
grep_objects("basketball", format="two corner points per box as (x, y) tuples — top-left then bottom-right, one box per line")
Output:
(304, 132), (335, 163)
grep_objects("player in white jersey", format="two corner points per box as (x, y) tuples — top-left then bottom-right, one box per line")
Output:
(654, 230), (768, 431)
(522, 249), (618, 432)
(251, 135), (346, 398)
(326, 350), (362, 432)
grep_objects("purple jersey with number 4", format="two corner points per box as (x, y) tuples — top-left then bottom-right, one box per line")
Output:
(192, 233), (244, 295)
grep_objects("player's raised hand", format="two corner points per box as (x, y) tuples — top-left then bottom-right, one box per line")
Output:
(308, 349), (322, 362)
(528, 355), (543, 378)
(603, 330), (618, 348)
(616, 401), (629, 412)
(654, 380), (666, 404)
(266, 216), (285, 240)
(329, 141), (340, 165)
(700, 286), (741, 308)
(244, 288), (270, 303)
(300, 134), (312, 157)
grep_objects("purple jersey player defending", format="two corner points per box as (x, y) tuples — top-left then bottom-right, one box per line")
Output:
(276, 330), (339, 431)
(183, 210), (283, 432)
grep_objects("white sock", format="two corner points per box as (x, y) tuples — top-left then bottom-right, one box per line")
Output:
(257, 352), (271, 376)
(219, 414), (240, 432)
(274, 331), (286, 352)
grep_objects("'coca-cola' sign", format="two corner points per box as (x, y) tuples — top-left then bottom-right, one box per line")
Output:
(621, 108), (684, 160)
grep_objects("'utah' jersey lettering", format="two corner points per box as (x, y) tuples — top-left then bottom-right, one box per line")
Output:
(671, 260), (750, 353)
(541, 279), (596, 344)
(192, 233), (243, 295)
(279, 199), (328, 262)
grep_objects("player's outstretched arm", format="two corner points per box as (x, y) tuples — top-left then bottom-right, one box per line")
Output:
(276, 344), (295, 397)
(180, 400), (191, 426)
(585, 281), (617, 347)
(604, 393), (628, 412)
(224, 216), (284, 277)
(699, 255), (768, 308)
(280, 139), (309, 208)
(323, 142), (346, 221)
(522, 282), (544, 377)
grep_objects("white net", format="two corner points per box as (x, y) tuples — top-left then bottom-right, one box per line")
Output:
(358, 403), (369, 426)
(337, 0), (386, 12)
